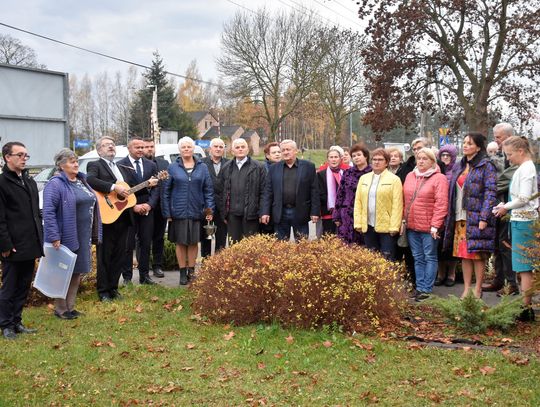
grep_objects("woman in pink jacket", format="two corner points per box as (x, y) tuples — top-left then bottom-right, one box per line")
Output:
(401, 148), (449, 301)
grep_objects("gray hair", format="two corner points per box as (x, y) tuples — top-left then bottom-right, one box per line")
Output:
(96, 136), (115, 150)
(411, 137), (430, 148)
(280, 139), (297, 150)
(54, 148), (77, 170)
(210, 138), (225, 147)
(327, 145), (344, 157)
(231, 138), (248, 148)
(178, 136), (195, 148)
(493, 122), (514, 137)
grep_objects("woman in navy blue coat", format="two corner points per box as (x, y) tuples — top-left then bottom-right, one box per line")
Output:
(162, 137), (214, 285)
(43, 149), (102, 319)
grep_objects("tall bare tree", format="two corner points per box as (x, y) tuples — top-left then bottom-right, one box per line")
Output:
(0, 34), (45, 68)
(359, 0), (540, 137)
(315, 28), (366, 145)
(218, 9), (325, 140)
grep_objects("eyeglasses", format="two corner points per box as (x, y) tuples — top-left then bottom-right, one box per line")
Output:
(9, 153), (30, 159)
(440, 153), (451, 158)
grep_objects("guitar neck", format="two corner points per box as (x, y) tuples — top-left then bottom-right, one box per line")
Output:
(128, 180), (152, 195)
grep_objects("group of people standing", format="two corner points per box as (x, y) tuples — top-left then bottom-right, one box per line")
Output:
(321, 124), (537, 321)
(0, 122), (537, 339)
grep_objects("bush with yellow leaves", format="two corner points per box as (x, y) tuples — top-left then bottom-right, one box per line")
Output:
(191, 235), (408, 332)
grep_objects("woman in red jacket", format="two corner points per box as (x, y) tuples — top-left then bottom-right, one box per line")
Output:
(401, 148), (449, 301)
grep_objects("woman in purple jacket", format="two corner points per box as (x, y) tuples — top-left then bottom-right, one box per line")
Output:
(333, 143), (372, 244)
(443, 134), (497, 299)
(43, 149), (102, 319)
(435, 144), (459, 286)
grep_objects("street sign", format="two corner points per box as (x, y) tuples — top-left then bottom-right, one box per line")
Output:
(74, 139), (92, 149)
(195, 139), (210, 148)
(439, 128), (450, 146)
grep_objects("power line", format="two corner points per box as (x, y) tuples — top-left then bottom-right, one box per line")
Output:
(310, 0), (364, 29)
(0, 21), (218, 86)
(333, 0), (360, 16)
(276, 0), (342, 28)
(223, 0), (259, 15)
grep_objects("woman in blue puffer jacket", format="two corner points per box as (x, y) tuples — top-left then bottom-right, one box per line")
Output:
(161, 137), (214, 285)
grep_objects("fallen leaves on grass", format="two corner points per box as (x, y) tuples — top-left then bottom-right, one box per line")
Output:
(146, 346), (166, 353)
(186, 343), (196, 350)
(146, 382), (182, 394)
(223, 331), (235, 341)
(135, 304), (143, 313)
(285, 335), (294, 344)
(322, 340), (333, 348)
(257, 362), (266, 370)
(118, 317), (129, 325)
(451, 367), (472, 378)
(364, 353), (376, 364)
(479, 366), (496, 375)
(351, 338), (374, 351)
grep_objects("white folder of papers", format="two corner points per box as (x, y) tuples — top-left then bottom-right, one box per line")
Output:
(33, 243), (77, 299)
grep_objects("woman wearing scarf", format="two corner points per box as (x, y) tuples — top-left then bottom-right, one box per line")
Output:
(435, 144), (459, 286)
(401, 148), (448, 301)
(318, 146), (345, 234)
(333, 143), (372, 244)
(443, 133), (497, 299)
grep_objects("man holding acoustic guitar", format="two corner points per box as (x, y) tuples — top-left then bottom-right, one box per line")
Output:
(87, 136), (132, 301)
(87, 137), (161, 301)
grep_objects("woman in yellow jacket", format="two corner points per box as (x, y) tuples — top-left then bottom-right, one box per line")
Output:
(354, 148), (403, 260)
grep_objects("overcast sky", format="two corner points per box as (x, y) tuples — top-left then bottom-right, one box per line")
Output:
(0, 0), (362, 83)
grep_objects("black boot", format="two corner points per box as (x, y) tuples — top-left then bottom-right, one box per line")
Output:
(187, 267), (195, 281)
(517, 306), (535, 322)
(179, 268), (188, 286)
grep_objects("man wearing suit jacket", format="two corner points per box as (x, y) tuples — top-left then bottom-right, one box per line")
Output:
(261, 139), (320, 241)
(200, 138), (229, 256)
(143, 138), (168, 278)
(117, 137), (159, 285)
(87, 136), (132, 301)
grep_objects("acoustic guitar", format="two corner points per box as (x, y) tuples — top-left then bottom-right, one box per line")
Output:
(96, 170), (168, 224)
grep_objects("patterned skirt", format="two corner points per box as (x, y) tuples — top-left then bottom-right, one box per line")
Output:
(453, 220), (484, 260)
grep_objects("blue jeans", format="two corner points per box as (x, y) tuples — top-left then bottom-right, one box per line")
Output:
(407, 230), (438, 293)
(363, 226), (397, 261)
(275, 207), (309, 241)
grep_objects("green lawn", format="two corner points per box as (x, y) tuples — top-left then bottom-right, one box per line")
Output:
(1, 285), (538, 406)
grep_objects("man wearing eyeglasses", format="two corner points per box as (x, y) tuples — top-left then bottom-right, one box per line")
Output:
(0, 142), (43, 339)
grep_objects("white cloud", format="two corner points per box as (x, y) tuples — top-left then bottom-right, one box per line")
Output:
(0, 0), (362, 82)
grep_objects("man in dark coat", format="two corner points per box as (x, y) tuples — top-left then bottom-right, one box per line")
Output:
(482, 123), (518, 295)
(143, 138), (168, 278)
(219, 138), (266, 243)
(117, 137), (159, 285)
(261, 139), (320, 241)
(200, 138), (229, 256)
(0, 141), (43, 339)
(87, 136), (132, 301)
